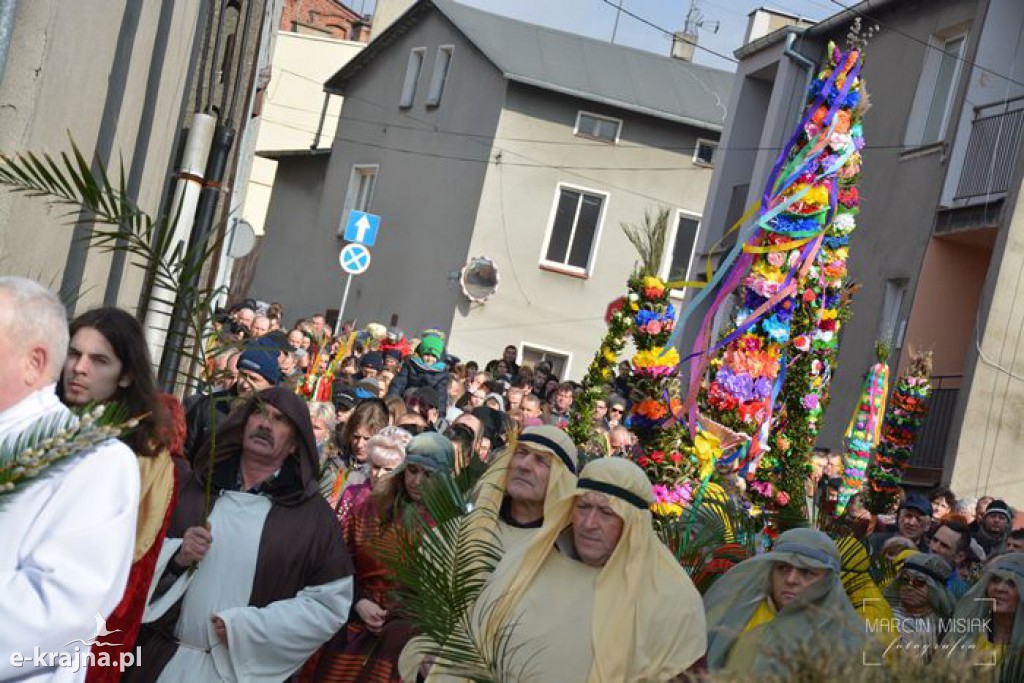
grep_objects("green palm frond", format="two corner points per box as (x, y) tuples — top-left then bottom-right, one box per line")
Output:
(660, 497), (761, 573)
(0, 403), (139, 508)
(377, 472), (518, 682)
(0, 140), (225, 389)
(621, 207), (670, 278)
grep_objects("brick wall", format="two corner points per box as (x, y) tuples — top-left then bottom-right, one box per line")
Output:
(280, 0), (370, 42)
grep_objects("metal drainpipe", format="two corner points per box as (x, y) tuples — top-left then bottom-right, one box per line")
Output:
(0, 0), (17, 85)
(784, 31), (815, 92)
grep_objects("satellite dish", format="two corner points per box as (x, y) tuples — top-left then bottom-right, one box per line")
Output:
(460, 256), (500, 304)
(227, 219), (256, 258)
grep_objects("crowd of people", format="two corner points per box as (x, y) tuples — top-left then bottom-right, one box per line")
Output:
(1, 281), (1023, 682)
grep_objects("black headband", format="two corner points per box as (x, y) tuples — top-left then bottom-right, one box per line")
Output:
(519, 433), (577, 474)
(577, 478), (650, 511)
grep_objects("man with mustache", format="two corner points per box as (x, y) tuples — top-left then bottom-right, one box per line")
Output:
(459, 459), (705, 680)
(128, 388), (354, 682)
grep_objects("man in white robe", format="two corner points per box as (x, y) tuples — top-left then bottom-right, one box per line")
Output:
(0, 276), (140, 683)
(128, 387), (354, 682)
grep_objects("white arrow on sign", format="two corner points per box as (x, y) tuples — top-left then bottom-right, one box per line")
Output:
(354, 215), (373, 243)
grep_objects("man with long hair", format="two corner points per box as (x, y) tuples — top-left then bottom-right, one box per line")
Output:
(58, 307), (177, 682)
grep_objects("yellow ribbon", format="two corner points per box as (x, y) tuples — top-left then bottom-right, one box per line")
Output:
(742, 235), (814, 254)
(665, 201), (763, 291)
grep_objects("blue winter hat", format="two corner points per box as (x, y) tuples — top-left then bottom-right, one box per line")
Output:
(402, 432), (455, 473)
(237, 348), (282, 385)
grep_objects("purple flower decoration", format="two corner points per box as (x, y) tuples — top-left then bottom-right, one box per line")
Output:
(752, 377), (773, 400)
(721, 369), (756, 402)
(802, 393), (820, 410)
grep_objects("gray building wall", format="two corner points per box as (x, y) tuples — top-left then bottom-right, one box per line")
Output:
(251, 9), (507, 333)
(449, 81), (719, 376)
(0, 1), (201, 311)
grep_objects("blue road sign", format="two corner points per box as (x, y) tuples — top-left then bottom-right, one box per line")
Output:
(343, 210), (381, 246)
(339, 243), (371, 275)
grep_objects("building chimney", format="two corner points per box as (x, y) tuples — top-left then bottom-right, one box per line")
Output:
(671, 31), (698, 62)
(745, 7), (816, 44)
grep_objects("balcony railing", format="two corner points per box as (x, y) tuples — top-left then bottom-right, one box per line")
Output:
(954, 96), (1024, 201)
(909, 374), (962, 470)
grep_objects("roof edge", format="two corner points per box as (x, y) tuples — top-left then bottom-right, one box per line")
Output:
(506, 74), (723, 132)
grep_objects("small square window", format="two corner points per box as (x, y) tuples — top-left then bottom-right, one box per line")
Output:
(574, 111), (622, 144)
(694, 138), (717, 166)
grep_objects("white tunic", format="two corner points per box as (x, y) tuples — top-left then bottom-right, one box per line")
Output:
(0, 385), (140, 683)
(144, 490), (354, 682)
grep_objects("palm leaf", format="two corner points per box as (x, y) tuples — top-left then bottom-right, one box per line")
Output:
(376, 471), (527, 681)
(0, 139), (228, 389)
(0, 403), (139, 508)
(621, 207), (670, 278)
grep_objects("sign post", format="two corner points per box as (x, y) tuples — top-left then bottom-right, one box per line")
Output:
(335, 239), (374, 336)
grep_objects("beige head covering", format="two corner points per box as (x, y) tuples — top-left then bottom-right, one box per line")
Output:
(471, 424), (579, 536)
(479, 457), (706, 680)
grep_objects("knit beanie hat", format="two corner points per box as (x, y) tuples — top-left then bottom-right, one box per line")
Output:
(237, 348), (282, 385)
(417, 333), (445, 358)
(986, 499), (1013, 522)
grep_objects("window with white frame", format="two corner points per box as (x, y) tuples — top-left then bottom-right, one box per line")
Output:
(878, 278), (908, 348)
(693, 138), (718, 166)
(426, 45), (454, 107)
(574, 111), (622, 144)
(905, 31), (967, 147)
(541, 185), (608, 273)
(399, 48), (426, 108)
(520, 343), (571, 380)
(660, 211), (702, 296)
(338, 164), (378, 236)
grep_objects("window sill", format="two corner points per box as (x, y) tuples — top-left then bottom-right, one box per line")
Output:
(539, 263), (590, 280)
(899, 142), (945, 161)
(574, 133), (617, 145)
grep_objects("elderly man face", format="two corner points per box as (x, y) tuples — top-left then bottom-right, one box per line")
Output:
(235, 307), (255, 330)
(506, 443), (552, 505)
(572, 491), (624, 567)
(897, 508), (929, 541)
(311, 315), (326, 336)
(0, 291), (62, 413)
(770, 562), (826, 608)
(237, 368), (272, 395)
(609, 427), (632, 456)
(243, 403), (297, 466)
(287, 330), (305, 351)
(250, 316), (270, 337)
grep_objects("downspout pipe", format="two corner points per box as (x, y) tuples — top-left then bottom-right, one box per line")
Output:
(0, 0), (16, 85)
(784, 31), (816, 92)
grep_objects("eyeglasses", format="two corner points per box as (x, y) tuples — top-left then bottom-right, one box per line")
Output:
(609, 407), (624, 414)
(900, 575), (928, 589)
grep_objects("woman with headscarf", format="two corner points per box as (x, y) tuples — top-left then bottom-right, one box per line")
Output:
(313, 433), (455, 682)
(455, 458), (705, 681)
(947, 552), (1024, 664)
(881, 552), (954, 653)
(703, 527), (871, 674)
